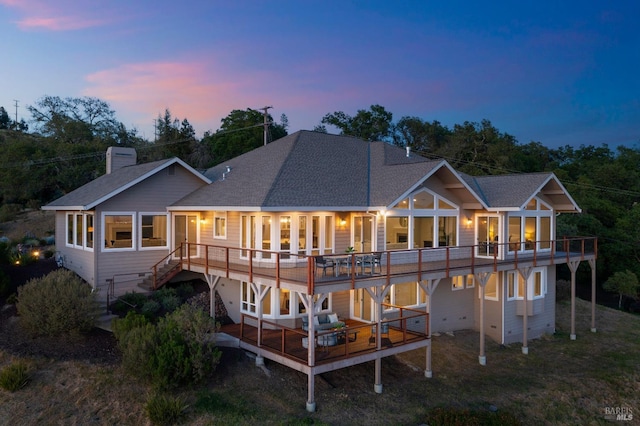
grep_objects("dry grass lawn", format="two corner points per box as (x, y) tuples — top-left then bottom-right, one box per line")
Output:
(1, 298), (638, 425)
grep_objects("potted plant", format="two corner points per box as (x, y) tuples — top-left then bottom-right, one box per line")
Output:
(345, 246), (355, 253)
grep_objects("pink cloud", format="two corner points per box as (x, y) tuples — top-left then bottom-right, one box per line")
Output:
(1, 0), (114, 31)
(84, 61), (256, 134)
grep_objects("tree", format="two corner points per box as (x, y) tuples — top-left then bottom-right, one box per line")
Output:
(321, 104), (393, 142)
(0, 107), (10, 129)
(603, 270), (640, 309)
(152, 109), (199, 163)
(203, 108), (288, 166)
(26, 96), (131, 144)
(393, 116), (451, 155)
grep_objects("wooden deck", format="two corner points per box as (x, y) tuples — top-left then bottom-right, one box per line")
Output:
(172, 238), (596, 294)
(220, 317), (428, 367)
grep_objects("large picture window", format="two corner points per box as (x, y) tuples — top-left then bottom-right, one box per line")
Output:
(508, 198), (553, 252)
(140, 214), (167, 248)
(104, 213), (134, 250)
(388, 190), (459, 249)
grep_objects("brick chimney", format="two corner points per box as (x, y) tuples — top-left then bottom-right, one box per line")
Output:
(106, 147), (137, 174)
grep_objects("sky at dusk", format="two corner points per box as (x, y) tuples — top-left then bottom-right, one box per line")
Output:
(1, 0), (638, 149)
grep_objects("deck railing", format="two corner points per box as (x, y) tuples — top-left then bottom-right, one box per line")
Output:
(154, 236), (596, 293)
(235, 309), (429, 365)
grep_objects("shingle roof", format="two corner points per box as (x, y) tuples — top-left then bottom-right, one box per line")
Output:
(460, 172), (579, 211)
(43, 158), (209, 210)
(173, 131), (444, 210)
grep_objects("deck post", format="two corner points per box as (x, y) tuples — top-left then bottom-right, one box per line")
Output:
(518, 267), (532, 355)
(306, 370), (316, 412)
(474, 272), (491, 365)
(568, 260), (580, 340)
(589, 259), (597, 333)
(419, 279), (440, 377)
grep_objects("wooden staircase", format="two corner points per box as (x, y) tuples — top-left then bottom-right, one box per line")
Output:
(139, 259), (182, 291)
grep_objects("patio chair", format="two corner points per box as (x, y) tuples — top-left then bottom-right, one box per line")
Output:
(361, 252), (382, 274)
(315, 256), (335, 276)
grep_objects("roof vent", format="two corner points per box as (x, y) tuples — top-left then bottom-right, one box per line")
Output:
(406, 146), (411, 158)
(222, 165), (232, 181)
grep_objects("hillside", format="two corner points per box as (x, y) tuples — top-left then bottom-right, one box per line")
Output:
(0, 210), (55, 242)
(0, 299), (638, 424)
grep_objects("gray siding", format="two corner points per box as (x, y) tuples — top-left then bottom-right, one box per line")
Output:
(430, 278), (476, 333)
(92, 166), (207, 291)
(502, 266), (556, 344)
(54, 211), (97, 287)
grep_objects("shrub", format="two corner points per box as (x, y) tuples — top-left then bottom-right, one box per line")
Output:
(141, 299), (161, 318)
(175, 283), (195, 300)
(152, 287), (182, 313)
(16, 269), (99, 337)
(0, 361), (30, 392)
(112, 311), (149, 340)
(145, 393), (189, 425)
(114, 304), (221, 389)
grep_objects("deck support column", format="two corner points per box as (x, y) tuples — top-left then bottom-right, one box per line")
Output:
(374, 359), (383, 394)
(518, 267), (533, 355)
(203, 275), (220, 322)
(306, 371), (316, 412)
(589, 259), (597, 333)
(367, 285), (390, 394)
(474, 273), (491, 365)
(419, 279), (440, 377)
(568, 260), (580, 340)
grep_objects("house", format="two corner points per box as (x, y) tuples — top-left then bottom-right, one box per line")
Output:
(43, 131), (597, 411)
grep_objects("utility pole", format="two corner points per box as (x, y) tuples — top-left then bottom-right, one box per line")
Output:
(260, 106), (272, 145)
(13, 99), (18, 124)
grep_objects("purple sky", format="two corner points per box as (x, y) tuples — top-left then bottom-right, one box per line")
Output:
(1, 0), (638, 149)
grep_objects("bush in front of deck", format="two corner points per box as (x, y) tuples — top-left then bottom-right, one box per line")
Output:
(16, 269), (99, 337)
(113, 305), (221, 389)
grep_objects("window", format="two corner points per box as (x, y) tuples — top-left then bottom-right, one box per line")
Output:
(280, 216), (291, 259)
(67, 214), (74, 246)
(214, 212), (226, 239)
(438, 216), (457, 247)
(452, 276), (465, 290)
(86, 214), (94, 249)
(506, 269), (546, 300)
(75, 215), (83, 248)
(279, 289), (291, 315)
(508, 198), (553, 252)
(324, 216), (333, 254)
(452, 274), (475, 290)
(241, 281), (256, 313)
(140, 214), (167, 248)
(66, 213), (93, 250)
(383, 281), (426, 310)
(262, 216), (272, 260)
(104, 213), (134, 250)
(388, 190), (459, 249)
(414, 217), (434, 248)
(484, 274), (498, 300)
(298, 294), (330, 314)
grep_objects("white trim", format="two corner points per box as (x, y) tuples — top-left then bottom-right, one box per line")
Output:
(101, 212), (136, 252)
(213, 211), (227, 240)
(138, 212), (169, 251)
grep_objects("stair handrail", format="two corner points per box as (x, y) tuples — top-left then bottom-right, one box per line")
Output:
(151, 244), (184, 290)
